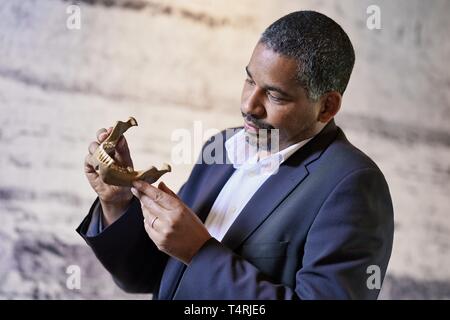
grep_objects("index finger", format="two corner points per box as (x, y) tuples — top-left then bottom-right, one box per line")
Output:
(96, 127), (113, 143)
(132, 180), (174, 207)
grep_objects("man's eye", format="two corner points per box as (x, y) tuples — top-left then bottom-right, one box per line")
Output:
(267, 92), (284, 102)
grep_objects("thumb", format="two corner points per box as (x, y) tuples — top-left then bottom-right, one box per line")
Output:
(115, 136), (133, 167)
(158, 181), (179, 199)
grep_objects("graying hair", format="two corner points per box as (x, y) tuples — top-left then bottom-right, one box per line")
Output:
(260, 11), (355, 101)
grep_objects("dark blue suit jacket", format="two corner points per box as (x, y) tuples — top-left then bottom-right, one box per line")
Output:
(77, 120), (394, 299)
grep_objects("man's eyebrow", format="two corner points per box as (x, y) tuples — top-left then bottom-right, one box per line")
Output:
(245, 66), (253, 78)
(245, 66), (292, 98)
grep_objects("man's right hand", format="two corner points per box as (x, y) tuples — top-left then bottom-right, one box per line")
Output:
(84, 127), (134, 227)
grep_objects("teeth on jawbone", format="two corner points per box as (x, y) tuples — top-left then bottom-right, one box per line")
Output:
(99, 148), (113, 164)
(90, 117), (171, 187)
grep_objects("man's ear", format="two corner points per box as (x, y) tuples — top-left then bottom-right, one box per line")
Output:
(317, 91), (342, 123)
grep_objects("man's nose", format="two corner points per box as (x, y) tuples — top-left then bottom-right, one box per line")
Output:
(242, 87), (266, 118)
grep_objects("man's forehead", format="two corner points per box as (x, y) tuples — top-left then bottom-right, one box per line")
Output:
(248, 43), (299, 86)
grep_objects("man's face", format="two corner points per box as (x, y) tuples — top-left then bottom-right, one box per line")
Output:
(241, 42), (323, 151)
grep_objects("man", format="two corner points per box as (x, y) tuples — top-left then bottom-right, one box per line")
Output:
(79, 11), (394, 299)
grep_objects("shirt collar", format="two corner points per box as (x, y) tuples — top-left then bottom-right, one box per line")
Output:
(225, 129), (313, 176)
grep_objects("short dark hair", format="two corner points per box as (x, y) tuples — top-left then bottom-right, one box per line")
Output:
(260, 11), (355, 101)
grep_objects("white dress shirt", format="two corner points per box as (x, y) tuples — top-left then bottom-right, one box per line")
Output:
(204, 129), (313, 241)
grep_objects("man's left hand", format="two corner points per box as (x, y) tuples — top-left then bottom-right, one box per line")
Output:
(131, 180), (212, 265)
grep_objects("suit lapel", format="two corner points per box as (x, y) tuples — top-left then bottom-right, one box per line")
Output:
(191, 163), (236, 222)
(221, 120), (339, 250)
(220, 160), (308, 250)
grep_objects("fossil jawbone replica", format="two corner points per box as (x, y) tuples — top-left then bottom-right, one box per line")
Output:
(89, 117), (171, 187)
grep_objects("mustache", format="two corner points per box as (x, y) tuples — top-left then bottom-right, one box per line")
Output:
(241, 112), (274, 130)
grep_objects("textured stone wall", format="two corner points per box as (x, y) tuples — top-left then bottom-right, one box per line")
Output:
(0, 0), (449, 299)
